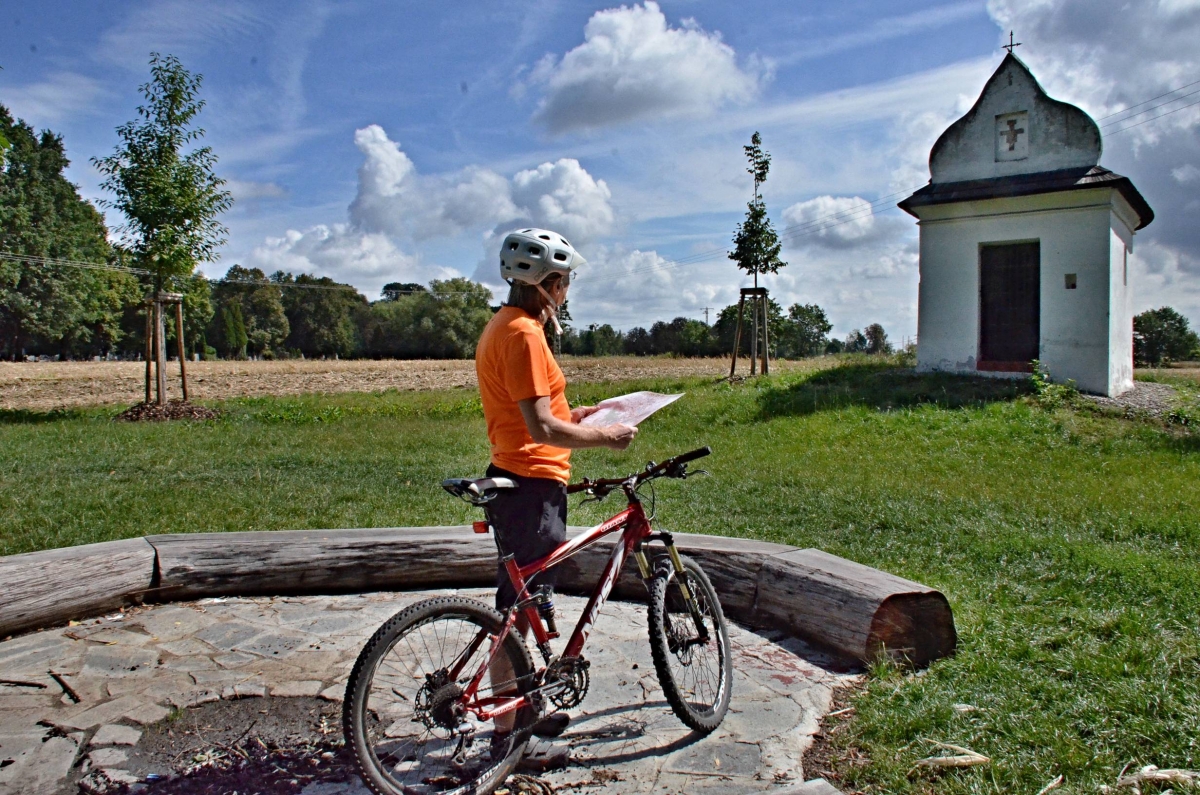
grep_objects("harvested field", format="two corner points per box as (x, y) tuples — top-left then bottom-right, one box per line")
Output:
(0, 357), (824, 410)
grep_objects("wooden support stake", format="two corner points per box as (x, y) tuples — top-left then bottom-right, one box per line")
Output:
(143, 304), (152, 404)
(175, 301), (188, 402)
(154, 300), (167, 405)
(761, 292), (770, 375)
(749, 294), (759, 376)
(729, 294), (746, 379)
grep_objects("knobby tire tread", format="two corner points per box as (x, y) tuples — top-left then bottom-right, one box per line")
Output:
(647, 555), (733, 734)
(343, 596), (535, 795)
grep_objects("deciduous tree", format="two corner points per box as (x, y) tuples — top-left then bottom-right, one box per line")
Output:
(1134, 307), (1199, 366)
(93, 53), (231, 397)
(0, 105), (124, 359)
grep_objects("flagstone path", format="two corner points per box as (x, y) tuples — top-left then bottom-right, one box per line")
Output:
(0, 589), (850, 794)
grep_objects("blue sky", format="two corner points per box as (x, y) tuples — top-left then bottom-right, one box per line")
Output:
(3, 0), (1198, 339)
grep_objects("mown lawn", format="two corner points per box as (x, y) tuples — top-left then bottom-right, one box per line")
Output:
(3, 358), (1198, 793)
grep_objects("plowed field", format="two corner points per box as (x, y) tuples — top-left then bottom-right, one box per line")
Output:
(0, 357), (815, 410)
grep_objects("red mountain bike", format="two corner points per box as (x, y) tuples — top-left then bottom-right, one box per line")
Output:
(343, 446), (732, 795)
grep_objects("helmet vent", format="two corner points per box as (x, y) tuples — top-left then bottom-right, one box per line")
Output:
(538, 234), (551, 240)
(553, 252), (567, 262)
(526, 245), (542, 256)
(508, 242), (519, 251)
(517, 262), (531, 269)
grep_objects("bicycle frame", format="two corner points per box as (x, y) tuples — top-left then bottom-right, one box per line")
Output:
(458, 491), (657, 723)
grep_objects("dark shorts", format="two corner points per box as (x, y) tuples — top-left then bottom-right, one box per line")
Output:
(485, 464), (567, 612)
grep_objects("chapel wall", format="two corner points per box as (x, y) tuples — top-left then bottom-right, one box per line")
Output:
(1107, 220), (1135, 395)
(916, 198), (1116, 394)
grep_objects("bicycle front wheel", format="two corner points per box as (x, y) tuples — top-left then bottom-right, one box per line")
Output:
(343, 596), (536, 795)
(647, 554), (733, 733)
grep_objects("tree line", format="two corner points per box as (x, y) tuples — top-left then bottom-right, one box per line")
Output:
(3, 77), (1196, 365)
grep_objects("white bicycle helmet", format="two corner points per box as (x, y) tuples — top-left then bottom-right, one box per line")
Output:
(499, 228), (586, 285)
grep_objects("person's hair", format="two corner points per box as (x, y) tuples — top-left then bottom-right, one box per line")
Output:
(505, 272), (564, 317)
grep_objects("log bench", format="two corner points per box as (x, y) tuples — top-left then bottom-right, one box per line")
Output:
(0, 528), (956, 667)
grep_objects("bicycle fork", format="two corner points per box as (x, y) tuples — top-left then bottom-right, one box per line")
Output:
(636, 531), (710, 642)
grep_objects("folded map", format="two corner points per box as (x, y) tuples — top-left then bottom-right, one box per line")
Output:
(577, 391), (683, 428)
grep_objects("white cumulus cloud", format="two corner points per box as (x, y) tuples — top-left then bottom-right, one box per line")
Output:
(568, 246), (732, 329)
(247, 224), (455, 299)
(528, 1), (764, 134)
(782, 196), (883, 249)
(251, 125), (617, 297)
(349, 125), (518, 240)
(510, 159), (615, 244)
(349, 125), (614, 245)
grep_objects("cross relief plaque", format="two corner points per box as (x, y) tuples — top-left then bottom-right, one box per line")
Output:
(995, 111), (1029, 161)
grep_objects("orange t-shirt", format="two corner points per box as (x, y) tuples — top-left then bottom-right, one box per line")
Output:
(475, 306), (572, 482)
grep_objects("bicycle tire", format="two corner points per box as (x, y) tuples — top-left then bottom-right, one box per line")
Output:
(343, 596), (536, 795)
(647, 554), (733, 733)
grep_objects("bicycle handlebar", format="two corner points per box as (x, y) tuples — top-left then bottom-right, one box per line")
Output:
(566, 446), (711, 494)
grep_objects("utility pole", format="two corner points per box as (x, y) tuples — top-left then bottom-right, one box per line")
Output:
(701, 307), (713, 325)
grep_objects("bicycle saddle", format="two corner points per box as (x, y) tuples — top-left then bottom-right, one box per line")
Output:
(441, 476), (517, 504)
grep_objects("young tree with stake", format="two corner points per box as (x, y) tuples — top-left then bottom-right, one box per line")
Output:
(729, 132), (787, 374)
(93, 53), (231, 404)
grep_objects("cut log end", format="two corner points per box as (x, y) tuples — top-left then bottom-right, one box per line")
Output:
(869, 592), (957, 667)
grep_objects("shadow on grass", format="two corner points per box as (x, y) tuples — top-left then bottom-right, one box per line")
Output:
(0, 407), (95, 424)
(757, 360), (1033, 419)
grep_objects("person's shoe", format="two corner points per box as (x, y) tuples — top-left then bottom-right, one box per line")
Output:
(531, 711), (570, 738)
(517, 738), (570, 773)
(489, 730), (516, 762)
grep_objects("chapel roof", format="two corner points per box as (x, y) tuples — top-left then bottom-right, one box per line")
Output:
(926, 53), (1102, 183)
(898, 165), (1155, 230)
(898, 52), (1153, 230)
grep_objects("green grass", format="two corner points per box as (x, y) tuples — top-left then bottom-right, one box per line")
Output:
(3, 358), (1199, 793)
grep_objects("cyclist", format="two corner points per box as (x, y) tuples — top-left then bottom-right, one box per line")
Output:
(475, 228), (637, 765)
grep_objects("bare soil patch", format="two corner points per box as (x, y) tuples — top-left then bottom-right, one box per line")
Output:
(0, 357), (820, 411)
(116, 401), (222, 422)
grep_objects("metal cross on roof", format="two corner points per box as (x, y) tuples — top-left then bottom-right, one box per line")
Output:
(1003, 31), (1022, 54)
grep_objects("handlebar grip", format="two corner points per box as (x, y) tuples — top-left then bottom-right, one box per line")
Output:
(673, 446), (711, 465)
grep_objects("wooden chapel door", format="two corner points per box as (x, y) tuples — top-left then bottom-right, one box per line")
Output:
(979, 241), (1040, 371)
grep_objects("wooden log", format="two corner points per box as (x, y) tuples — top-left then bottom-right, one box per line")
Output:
(0, 539), (156, 638)
(553, 530), (795, 623)
(2, 527), (956, 668)
(753, 548), (956, 667)
(148, 528), (498, 599)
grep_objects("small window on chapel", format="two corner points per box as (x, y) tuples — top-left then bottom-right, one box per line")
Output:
(995, 111), (1029, 162)
(1064, 273), (1077, 290)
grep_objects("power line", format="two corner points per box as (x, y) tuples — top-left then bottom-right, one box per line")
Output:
(1103, 96), (1200, 136)
(581, 80), (1198, 285)
(1096, 78), (1200, 121)
(7, 82), (1193, 301)
(0, 252), (489, 297)
(1100, 87), (1200, 129)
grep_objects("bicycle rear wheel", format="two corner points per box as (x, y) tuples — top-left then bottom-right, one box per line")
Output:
(647, 554), (733, 733)
(343, 596), (536, 795)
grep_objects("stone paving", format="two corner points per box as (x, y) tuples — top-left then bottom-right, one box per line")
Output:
(0, 589), (851, 794)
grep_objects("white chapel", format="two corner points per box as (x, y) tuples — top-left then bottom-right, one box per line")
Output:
(899, 53), (1154, 396)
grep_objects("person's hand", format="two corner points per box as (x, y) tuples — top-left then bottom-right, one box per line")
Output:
(571, 405), (600, 424)
(604, 423), (638, 450)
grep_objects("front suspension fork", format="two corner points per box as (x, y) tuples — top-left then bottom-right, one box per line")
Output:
(636, 532), (709, 640)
